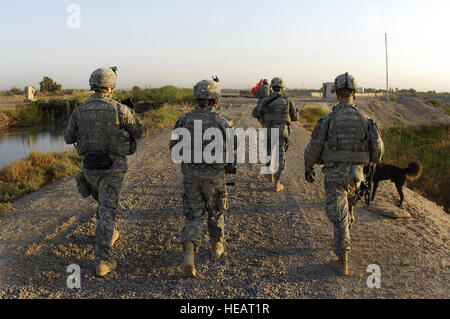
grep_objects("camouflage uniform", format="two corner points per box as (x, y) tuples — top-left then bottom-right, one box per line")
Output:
(253, 79), (271, 126)
(171, 108), (234, 252)
(253, 79), (271, 101)
(64, 68), (144, 264)
(252, 78), (299, 180)
(170, 80), (235, 254)
(304, 74), (384, 256)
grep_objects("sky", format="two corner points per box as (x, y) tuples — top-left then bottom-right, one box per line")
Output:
(0, 0), (450, 91)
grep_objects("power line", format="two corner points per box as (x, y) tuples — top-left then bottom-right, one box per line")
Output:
(385, 33), (389, 101)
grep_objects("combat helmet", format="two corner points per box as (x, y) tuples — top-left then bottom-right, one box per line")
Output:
(89, 67), (118, 90)
(331, 72), (358, 93)
(270, 77), (285, 88)
(193, 79), (221, 100)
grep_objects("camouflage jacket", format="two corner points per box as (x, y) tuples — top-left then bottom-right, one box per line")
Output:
(252, 92), (299, 126)
(170, 106), (236, 176)
(304, 102), (384, 172)
(64, 92), (145, 171)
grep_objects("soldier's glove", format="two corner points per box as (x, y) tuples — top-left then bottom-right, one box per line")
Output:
(305, 170), (315, 184)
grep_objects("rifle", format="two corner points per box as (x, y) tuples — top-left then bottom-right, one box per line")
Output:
(358, 163), (376, 206)
(121, 97), (135, 110)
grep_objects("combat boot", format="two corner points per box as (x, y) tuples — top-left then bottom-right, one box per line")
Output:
(210, 241), (224, 260)
(183, 242), (197, 278)
(95, 259), (117, 277)
(329, 252), (350, 276)
(110, 229), (119, 247)
(266, 174), (274, 183)
(274, 179), (285, 192)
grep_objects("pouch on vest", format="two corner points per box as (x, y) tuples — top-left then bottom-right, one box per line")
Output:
(83, 154), (113, 170)
(75, 171), (91, 198)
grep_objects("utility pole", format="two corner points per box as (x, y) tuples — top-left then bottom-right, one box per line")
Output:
(385, 33), (389, 101)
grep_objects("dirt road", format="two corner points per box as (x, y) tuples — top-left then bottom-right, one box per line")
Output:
(0, 98), (448, 298)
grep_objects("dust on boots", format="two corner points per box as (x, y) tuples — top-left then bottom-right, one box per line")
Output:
(329, 252), (350, 276)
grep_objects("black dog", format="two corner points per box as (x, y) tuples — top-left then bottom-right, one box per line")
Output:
(371, 162), (423, 207)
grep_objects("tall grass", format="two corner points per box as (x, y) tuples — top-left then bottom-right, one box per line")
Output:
(299, 106), (329, 130)
(1, 97), (86, 128)
(114, 86), (194, 108)
(0, 150), (81, 214)
(428, 99), (450, 115)
(381, 125), (450, 212)
(141, 103), (190, 134)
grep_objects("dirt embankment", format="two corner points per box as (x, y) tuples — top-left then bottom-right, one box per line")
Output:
(293, 96), (450, 128)
(0, 98), (448, 299)
(353, 97), (450, 128)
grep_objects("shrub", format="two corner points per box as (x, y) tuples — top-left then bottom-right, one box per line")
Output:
(428, 99), (450, 115)
(141, 103), (188, 134)
(382, 125), (450, 212)
(428, 99), (441, 107)
(299, 106), (329, 130)
(0, 150), (81, 214)
(10, 86), (22, 95)
(1, 159), (32, 182)
(39, 76), (62, 93)
(114, 86), (194, 109)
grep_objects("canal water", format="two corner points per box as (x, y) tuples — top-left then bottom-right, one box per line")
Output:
(0, 125), (72, 168)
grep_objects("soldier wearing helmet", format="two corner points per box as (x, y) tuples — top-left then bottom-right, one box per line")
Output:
(252, 77), (300, 192)
(170, 78), (236, 278)
(64, 67), (145, 277)
(252, 79), (272, 126)
(304, 73), (384, 276)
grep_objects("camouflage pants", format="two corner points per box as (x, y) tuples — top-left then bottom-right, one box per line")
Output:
(84, 169), (125, 263)
(182, 169), (228, 252)
(266, 124), (290, 180)
(323, 163), (364, 256)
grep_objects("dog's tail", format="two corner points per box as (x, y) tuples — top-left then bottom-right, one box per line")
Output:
(403, 162), (423, 181)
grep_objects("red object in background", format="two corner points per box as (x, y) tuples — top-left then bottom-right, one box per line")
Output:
(251, 79), (263, 95)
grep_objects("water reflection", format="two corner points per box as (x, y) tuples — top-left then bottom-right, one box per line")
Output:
(0, 124), (72, 167)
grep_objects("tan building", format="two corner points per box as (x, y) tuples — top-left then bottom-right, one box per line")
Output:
(24, 86), (36, 102)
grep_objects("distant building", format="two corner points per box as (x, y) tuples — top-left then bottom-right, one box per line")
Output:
(322, 82), (335, 101)
(24, 86), (36, 102)
(358, 87), (365, 93)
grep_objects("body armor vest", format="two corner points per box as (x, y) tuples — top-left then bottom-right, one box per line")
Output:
(183, 108), (227, 170)
(321, 104), (371, 164)
(75, 97), (131, 156)
(264, 95), (291, 125)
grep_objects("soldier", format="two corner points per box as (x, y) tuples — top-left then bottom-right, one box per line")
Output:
(252, 77), (300, 192)
(304, 73), (384, 276)
(170, 79), (236, 278)
(252, 79), (271, 126)
(64, 67), (144, 277)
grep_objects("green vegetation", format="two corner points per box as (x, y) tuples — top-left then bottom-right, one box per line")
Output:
(141, 103), (189, 134)
(299, 106), (329, 130)
(9, 86), (22, 95)
(0, 150), (82, 214)
(0, 86), (194, 215)
(0, 100), (189, 215)
(114, 86), (194, 109)
(388, 95), (398, 102)
(382, 125), (450, 212)
(428, 99), (450, 115)
(0, 97), (86, 128)
(39, 76), (62, 93)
